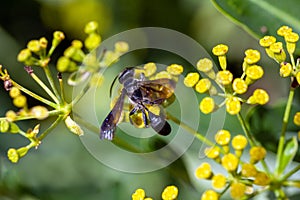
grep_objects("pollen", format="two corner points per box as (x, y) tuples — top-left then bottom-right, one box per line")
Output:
(232, 135), (248, 150)
(201, 190), (219, 200)
(259, 36), (276, 47)
(279, 62), (292, 77)
(232, 78), (248, 94)
(197, 58), (213, 72)
(221, 153), (239, 172)
(195, 78), (211, 93)
(293, 112), (300, 126)
(167, 64), (183, 76)
(216, 70), (233, 85)
(199, 97), (215, 114)
(161, 185), (178, 200)
(212, 174), (227, 189)
(226, 96), (241, 115)
(212, 44), (228, 56)
(184, 72), (200, 87)
(215, 129), (231, 146)
(277, 25), (292, 37)
(245, 65), (264, 80)
(244, 49), (261, 64)
(195, 162), (212, 179)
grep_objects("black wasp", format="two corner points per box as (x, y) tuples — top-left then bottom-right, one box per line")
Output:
(100, 67), (176, 140)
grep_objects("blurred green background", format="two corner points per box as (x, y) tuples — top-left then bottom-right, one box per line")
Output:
(0, 0), (292, 199)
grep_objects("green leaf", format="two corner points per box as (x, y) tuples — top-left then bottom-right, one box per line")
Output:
(211, 0), (300, 40)
(276, 136), (298, 175)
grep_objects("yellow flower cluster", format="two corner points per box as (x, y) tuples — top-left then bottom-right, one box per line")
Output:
(196, 129), (269, 200)
(132, 185), (178, 200)
(184, 45), (269, 115)
(260, 25), (300, 86)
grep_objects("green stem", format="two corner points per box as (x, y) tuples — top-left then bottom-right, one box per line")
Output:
(281, 164), (300, 181)
(0, 110), (62, 122)
(30, 72), (60, 104)
(71, 77), (92, 105)
(43, 66), (61, 103)
(237, 112), (258, 146)
(38, 115), (64, 140)
(276, 88), (295, 175)
(11, 81), (57, 108)
(237, 112), (270, 173)
(167, 112), (217, 148)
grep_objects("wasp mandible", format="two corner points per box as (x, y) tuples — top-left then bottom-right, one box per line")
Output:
(100, 67), (176, 140)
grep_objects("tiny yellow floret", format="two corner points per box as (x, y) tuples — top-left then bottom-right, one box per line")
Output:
(232, 78), (248, 94)
(215, 129), (231, 145)
(244, 49), (260, 64)
(195, 162), (212, 179)
(132, 188), (145, 200)
(199, 97), (215, 114)
(143, 62), (157, 77)
(279, 62), (292, 77)
(184, 72), (200, 87)
(230, 182), (246, 199)
(277, 25), (292, 37)
(167, 64), (183, 76)
(212, 174), (227, 189)
(212, 44), (228, 56)
(221, 153), (239, 172)
(293, 112), (300, 126)
(250, 146), (266, 163)
(245, 65), (264, 80)
(241, 163), (257, 177)
(226, 97), (241, 115)
(197, 58), (213, 72)
(232, 135), (248, 150)
(195, 78), (211, 93)
(161, 185), (178, 200)
(205, 146), (220, 159)
(216, 70), (233, 85)
(259, 36), (276, 47)
(201, 190), (219, 200)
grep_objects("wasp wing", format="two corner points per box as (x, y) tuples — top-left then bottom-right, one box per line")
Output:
(137, 78), (176, 103)
(100, 88), (126, 140)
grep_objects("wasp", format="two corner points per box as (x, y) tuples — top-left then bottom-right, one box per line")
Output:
(100, 67), (176, 140)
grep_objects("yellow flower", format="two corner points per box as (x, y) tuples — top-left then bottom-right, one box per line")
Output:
(254, 172), (270, 186)
(30, 106), (49, 120)
(244, 49), (260, 64)
(212, 44), (228, 56)
(296, 71), (300, 85)
(85, 33), (101, 50)
(212, 174), (227, 189)
(199, 97), (215, 114)
(143, 62), (157, 77)
(167, 64), (183, 76)
(13, 95), (27, 108)
(7, 148), (19, 163)
(5, 110), (17, 122)
(231, 135), (248, 150)
(183, 72), (200, 87)
(259, 36), (276, 47)
(216, 70), (233, 85)
(241, 163), (257, 178)
(250, 146), (266, 163)
(161, 185), (178, 200)
(84, 21), (99, 34)
(212, 44), (228, 70)
(232, 78), (248, 94)
(195, 162), (212, 179)
(253, 89), (269, 105)
(197, 58), (213, 72)
(221, 153), (239, 172)
(285, 32), (299, 54)
(293, 112), (300, 126)
(230, 182), (246, 199)
(277, 25), (292, 36)
(226, 96), (241, 115)
(27, 40), (41, 53)
(279, 62), (292, 77)
(9, 87), (21, 98)
(132, 188), (145, 200)
(195, 78), (211, 93)
(215, 129), (231, 146)
(201, 190), (219, 200)
(114, 41), (129, 53)
(245, 65), (264, 81)
(205, 146), (220, 159)
(154, 71), (172, 79)
(270, 42), (286, 63)
(17, 49), (32, 62)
